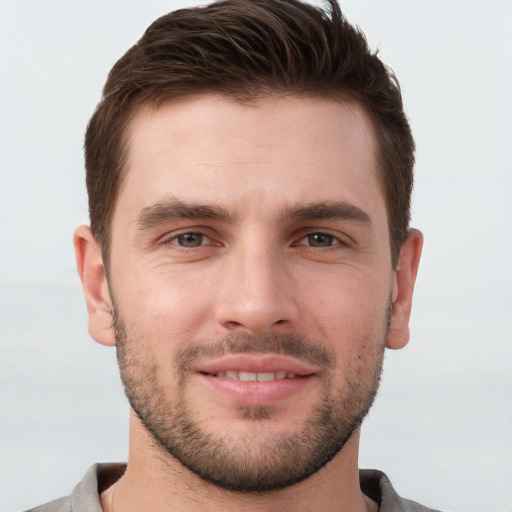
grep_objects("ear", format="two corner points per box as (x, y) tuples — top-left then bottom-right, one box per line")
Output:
(386, 229), (423, 350)
(74, 225), (116, 347)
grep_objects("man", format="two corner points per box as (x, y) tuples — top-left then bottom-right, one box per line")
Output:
(29, 0), (432, 510)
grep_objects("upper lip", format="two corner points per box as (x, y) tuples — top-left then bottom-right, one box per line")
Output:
(193, 354), (319, 376)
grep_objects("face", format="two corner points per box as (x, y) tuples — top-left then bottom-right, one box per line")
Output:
(100, 95), (398, 491)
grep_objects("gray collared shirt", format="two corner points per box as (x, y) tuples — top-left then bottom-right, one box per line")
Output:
(26, 463), (443, 512)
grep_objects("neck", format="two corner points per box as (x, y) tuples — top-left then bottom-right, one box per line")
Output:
(103, 413), (374, 512)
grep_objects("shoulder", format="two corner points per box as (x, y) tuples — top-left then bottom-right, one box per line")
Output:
(360, 469), (443, 512)
(23, 463), (126, 512)
(25, 496), (70, 512)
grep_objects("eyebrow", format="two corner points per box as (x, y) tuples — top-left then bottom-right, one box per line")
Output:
(283, 201), (372, 225)
(136, 197), (372, 230)
(136, 198), (235, 229)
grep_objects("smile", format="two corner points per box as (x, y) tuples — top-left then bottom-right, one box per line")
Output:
(206, 370), (299, 381)
(198, 366), (313, 405)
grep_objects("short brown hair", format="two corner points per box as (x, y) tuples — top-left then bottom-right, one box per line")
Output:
(85, 0), (414, 269)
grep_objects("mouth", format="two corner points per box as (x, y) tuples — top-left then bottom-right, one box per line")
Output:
(194, 354), (316, 405)
(202, 370), (301, 381)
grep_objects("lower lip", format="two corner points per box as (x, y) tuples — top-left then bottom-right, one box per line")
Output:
(197, 373), (313, 405)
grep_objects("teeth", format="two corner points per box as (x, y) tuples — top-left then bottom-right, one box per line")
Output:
(213, 371), (299, 381)
(239, 371), (257, 382)
(257, 372), (275, 382)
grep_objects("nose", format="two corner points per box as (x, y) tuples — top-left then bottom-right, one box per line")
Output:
(215, 243), (300, 336)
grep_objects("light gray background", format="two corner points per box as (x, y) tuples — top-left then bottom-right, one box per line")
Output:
(1, 1), (511, 511)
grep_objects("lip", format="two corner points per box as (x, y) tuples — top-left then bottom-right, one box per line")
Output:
(194, 354), (319, 376)
(197, 373), (313, 405)
(193, 354), (318, 405)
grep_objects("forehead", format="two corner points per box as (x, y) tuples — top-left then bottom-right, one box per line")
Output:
(116, 94), (384, 223)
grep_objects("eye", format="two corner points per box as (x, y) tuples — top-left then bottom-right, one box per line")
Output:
(173, 232), (210, 248)
(300, 233), (340, 248)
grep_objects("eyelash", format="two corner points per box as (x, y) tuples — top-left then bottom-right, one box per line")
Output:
(164, 231), (215, 250)
(162, 230), (349, 252)
(295, 232), (348, 249)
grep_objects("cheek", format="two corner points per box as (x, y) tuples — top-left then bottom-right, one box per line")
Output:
(115, 266), (216, 348)
(299, 268), (390, 338)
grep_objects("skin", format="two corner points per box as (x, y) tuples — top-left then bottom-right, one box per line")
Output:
(75, 94), (422, 512)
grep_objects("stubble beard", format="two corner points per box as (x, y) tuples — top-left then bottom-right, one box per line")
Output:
(114, 308), (388, 493)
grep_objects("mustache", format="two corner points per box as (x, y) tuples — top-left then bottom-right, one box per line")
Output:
(176, 333), (333, 371)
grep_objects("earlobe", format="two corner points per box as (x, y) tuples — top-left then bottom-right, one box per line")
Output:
(386, 229), (423, 350)
(74, 225), (116, 347)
